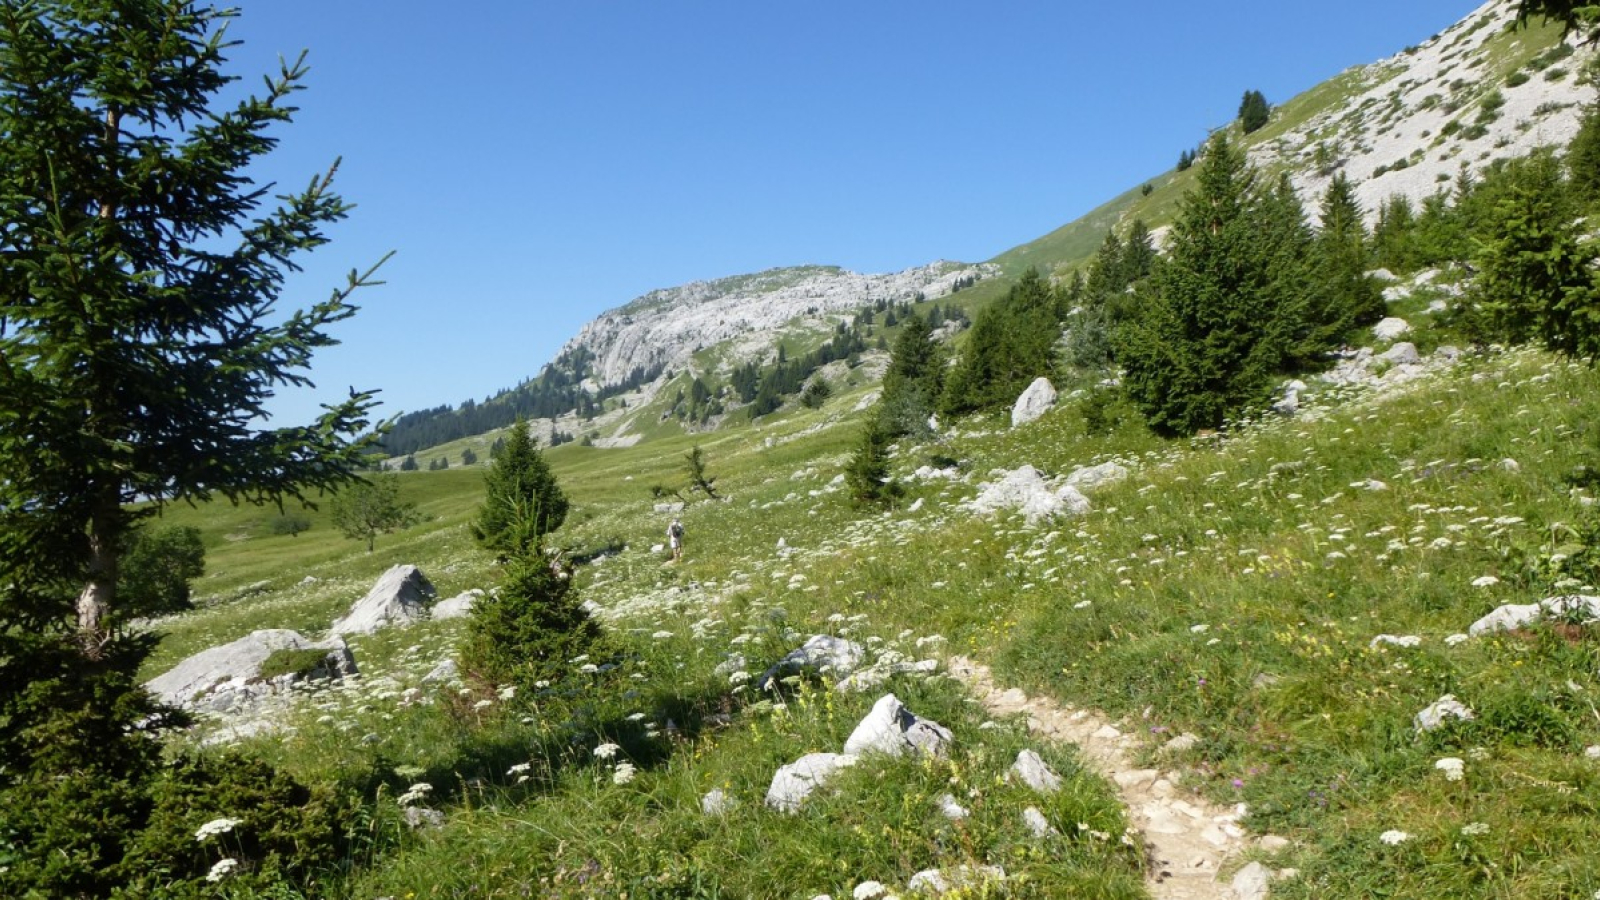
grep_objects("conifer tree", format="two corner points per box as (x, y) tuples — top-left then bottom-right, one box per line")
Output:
(473, 418), (567, 558)
(0, 4), (380, 892)
(879, 312), (944, 436)
(844, 419), (902, 507)
(941, 269), (1060, 416)
(1238, 90), (1271, 134)
(1566, 62), (1600, 205)
(1295, 174), (1383, 363)
(1372, 195), (1419, 273)
(1115, 134), (1297, 435)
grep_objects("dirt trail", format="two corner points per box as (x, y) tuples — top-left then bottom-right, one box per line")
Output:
(948, 657), (1287, 900)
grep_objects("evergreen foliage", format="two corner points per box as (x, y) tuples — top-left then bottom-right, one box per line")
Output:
(941, 269), (1061, 416)
(1372, 194), (1421, 273)
(1294, 174), (1384, 363)
(463, 549), (604, 690)
(1517, 0), (1600, 43)
(1467, 151), (1600, 358)
(331, 473), (420, 553)
(1238, 89), (1271, 134)
(1565, 62), (1600, 204)
(0, 4), (380, 893)
(878, 313), (945, 436)
(1115, 134), (1304, 435)
(472, 418), (568, 558)
(844, 420), (902, 507)
(1177, 147), (1197, 171)
(684, 445), (719, 500)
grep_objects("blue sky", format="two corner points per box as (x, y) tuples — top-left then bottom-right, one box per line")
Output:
(225, 1), (1482, 425)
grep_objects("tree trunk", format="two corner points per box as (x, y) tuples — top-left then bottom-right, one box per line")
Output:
(76, 493), (119, 654)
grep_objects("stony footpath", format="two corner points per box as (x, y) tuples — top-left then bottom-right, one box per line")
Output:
(948, 657), (1292, 900)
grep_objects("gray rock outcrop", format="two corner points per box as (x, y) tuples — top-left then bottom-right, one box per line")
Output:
(146, 628), (356, 712)
(1373, 317), (1411, 341)
(432, 589), (482, 621)
(1065, 461), (1129, 492)
(1415, 694), (1475, 732)
(1010, 377), (1057, 427)
(1468, 595), (1600, 637)
(1011, 749), (1062, 794)
(329, 564), (437, 636)
(766, 752), (858, 813)
(758, 635), (867, 690)
(842, 693), (953, 759)
(968, 466), (1090, 524)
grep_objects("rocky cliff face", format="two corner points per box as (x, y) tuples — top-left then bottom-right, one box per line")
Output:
(556, 261), (996, 388)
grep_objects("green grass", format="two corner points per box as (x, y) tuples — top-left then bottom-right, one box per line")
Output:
(144, 332), (1600, 899)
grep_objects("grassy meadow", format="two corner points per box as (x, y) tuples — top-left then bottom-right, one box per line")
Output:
(140, 332), (1600, 899)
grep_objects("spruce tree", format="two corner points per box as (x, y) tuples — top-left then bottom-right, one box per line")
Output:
(1297, 174), (1383, 363)
(844, 420), (902, 507)
(878, 312), (944, 436)
(1566, 62), (1600, 206)
(1115, 134), (1296, 435)
(941, 269), (1060, 416)
(1238, 90), (1271, 134)
(0, 3), (380, 892)
(473, 418), (568, 558)
(1372, 194), (1419, 274)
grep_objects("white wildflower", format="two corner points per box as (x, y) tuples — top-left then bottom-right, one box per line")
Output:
(194, 818), (240, 841)
(593, 742), (621, 760)
(612, 761), (637, 785)
(1379, 830), (1411, 845)
(205, 858), (239, 882)
(1435, 757), (1465, 781)
(473, 699), (493, 710)
(497, 685), (517, 700)
(507, 762), (532, 776)
(397, 783), (432, 806)
(1460, 822), (1490, 836)
(1471, 575), (1500, 588)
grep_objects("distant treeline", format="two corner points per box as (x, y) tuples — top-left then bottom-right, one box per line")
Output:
(379, 345), (661, 456)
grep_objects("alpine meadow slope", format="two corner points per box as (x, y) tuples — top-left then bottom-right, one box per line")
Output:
(10, 1), (1600, 899)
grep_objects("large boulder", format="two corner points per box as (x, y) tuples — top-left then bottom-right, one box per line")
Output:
(1010, 377), (1057, 427)
(843, 693), (953, 759)
(766, 752), (858, 813)
(329, 564), (436, 636)
(432, 589), (483, 621)
(968, 466), (1090, 524)
(145, 629), (355, 712)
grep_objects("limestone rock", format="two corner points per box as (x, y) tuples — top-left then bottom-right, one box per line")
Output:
(1010, 377), (1057, 427)
(843, 693), (954, 759)
(1011, 749), (1062, 794)
(432, 589), (482, 621)
(1231, 861), (1272, 900)
(908, 865), (1005, 895)
(1469, 595), (1600, 637)
(700, 788), (735, 816)
(936, 793), (969, 820)
(1373, 317), (1411, 341)
(968, 466), (1090, 525)
(145, 628), (356, 712)
(403, 807), (445, 830)
(1415, 694), (1475, 732)
(1378, 341), (1420, 366)
(759, 635), (867, 690)
(1022, 806), (1056, 837)
(766, 752), (858, 813)
(329, 564), (436, 636)
(1065, 462), (1130, 492)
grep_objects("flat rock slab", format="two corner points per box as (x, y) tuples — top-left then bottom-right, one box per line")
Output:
(146, 628), (355, 711)
(766, 752), (858, 813)
(759, 634), (867, 690)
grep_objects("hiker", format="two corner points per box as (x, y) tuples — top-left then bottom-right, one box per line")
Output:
(667, 518), (684, 562)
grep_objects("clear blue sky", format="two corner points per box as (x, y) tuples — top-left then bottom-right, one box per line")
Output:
(226, 1), (1482, 425)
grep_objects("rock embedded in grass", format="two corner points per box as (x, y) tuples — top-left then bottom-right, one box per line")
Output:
(758, 634), (867, 690)
(843, 693), (953, 759)
(766, 752), (858, 813)
(1010, 377), (1057, 427)
(1468, 594), (1600, 636)
(328, 564), (437, 636)
(145, 628), (356, 712)
(1010, 749), (1062, 794)
(1414, 694), (1476, 732)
